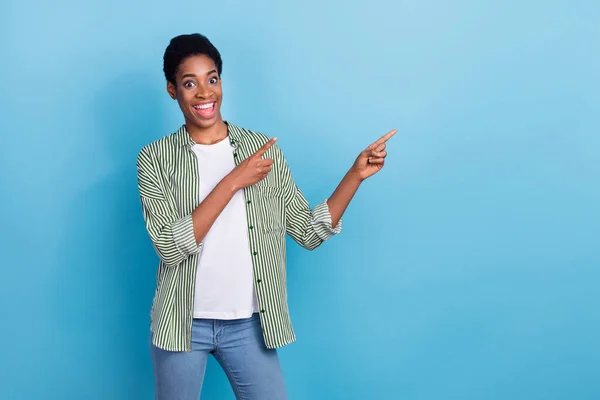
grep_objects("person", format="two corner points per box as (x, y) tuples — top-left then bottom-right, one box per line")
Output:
(136, 33), (396, 400)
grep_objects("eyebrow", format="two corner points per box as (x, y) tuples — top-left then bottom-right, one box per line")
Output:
(181, 69), (218, 79)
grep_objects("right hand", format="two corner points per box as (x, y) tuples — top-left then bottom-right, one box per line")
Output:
(227, 137), (277, 191)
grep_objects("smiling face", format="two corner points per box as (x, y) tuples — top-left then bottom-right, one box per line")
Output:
(167, 54), (223, 131)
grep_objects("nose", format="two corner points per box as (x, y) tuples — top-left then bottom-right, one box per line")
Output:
(195, 83), (212, 99)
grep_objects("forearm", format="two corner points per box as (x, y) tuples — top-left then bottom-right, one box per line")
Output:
(327, 168), (362, 227)
(191, 176), (237, 244)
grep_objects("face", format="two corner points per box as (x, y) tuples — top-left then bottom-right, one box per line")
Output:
(167, 54), (223, 130)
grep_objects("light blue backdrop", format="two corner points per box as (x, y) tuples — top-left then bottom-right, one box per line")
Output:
(1, 1), (599, 399)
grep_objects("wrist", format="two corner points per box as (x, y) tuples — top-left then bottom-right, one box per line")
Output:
(221, 174), (240, 194)
(347, 167), (364, 184)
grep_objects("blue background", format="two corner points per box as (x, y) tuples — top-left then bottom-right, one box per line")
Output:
(1, 1), (599, 399)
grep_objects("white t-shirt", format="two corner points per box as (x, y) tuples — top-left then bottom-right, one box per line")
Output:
(191, 137), (258, 319)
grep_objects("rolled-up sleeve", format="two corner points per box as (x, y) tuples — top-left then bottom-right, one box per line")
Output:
(311, 199), (342, 241)
(137, 148), (202, 267)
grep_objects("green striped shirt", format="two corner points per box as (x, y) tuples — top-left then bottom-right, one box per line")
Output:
(136, 122), (342, 351)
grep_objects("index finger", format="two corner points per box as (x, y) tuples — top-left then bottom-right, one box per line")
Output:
(253, 137), (278, 158)
(374, 129), (397, 145)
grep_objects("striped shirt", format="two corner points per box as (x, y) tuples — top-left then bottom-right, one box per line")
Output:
(136, 122), (342, 351)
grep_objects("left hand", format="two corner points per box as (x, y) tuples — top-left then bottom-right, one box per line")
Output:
(351, 129), (397, 181)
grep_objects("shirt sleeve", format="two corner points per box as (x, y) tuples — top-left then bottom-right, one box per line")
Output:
(136, 147), (203, 266)
(276, 145), (342, 250)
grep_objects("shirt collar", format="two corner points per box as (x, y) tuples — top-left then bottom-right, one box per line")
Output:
(175, 121), (246, 149)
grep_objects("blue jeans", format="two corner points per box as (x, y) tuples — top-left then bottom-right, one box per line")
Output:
(150, 313), (288, 400)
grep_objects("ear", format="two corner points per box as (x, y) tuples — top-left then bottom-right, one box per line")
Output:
(166, 81), (177, 100)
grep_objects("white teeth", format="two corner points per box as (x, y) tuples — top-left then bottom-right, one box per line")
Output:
(194, 103), (214, 110)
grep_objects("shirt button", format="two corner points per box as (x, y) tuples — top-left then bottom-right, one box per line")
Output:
(249, 225), (254, 230)
(234, 153), (238, 158)
(247, 200), (252, 205)
(256, 279), (262, 283)
(260, 309), (265, 313)
(253, 251), (258, 256)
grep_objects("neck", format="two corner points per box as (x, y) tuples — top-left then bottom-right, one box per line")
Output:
(186, 118), (228, 145)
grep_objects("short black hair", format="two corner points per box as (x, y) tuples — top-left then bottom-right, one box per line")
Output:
(163, 33), (223, 85)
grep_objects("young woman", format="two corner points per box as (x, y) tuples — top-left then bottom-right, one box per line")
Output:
(137, 33), (395, 400)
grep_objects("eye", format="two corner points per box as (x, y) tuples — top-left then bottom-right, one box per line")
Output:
(209, 77), (219, 84)
(183, 81), (196, 88)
